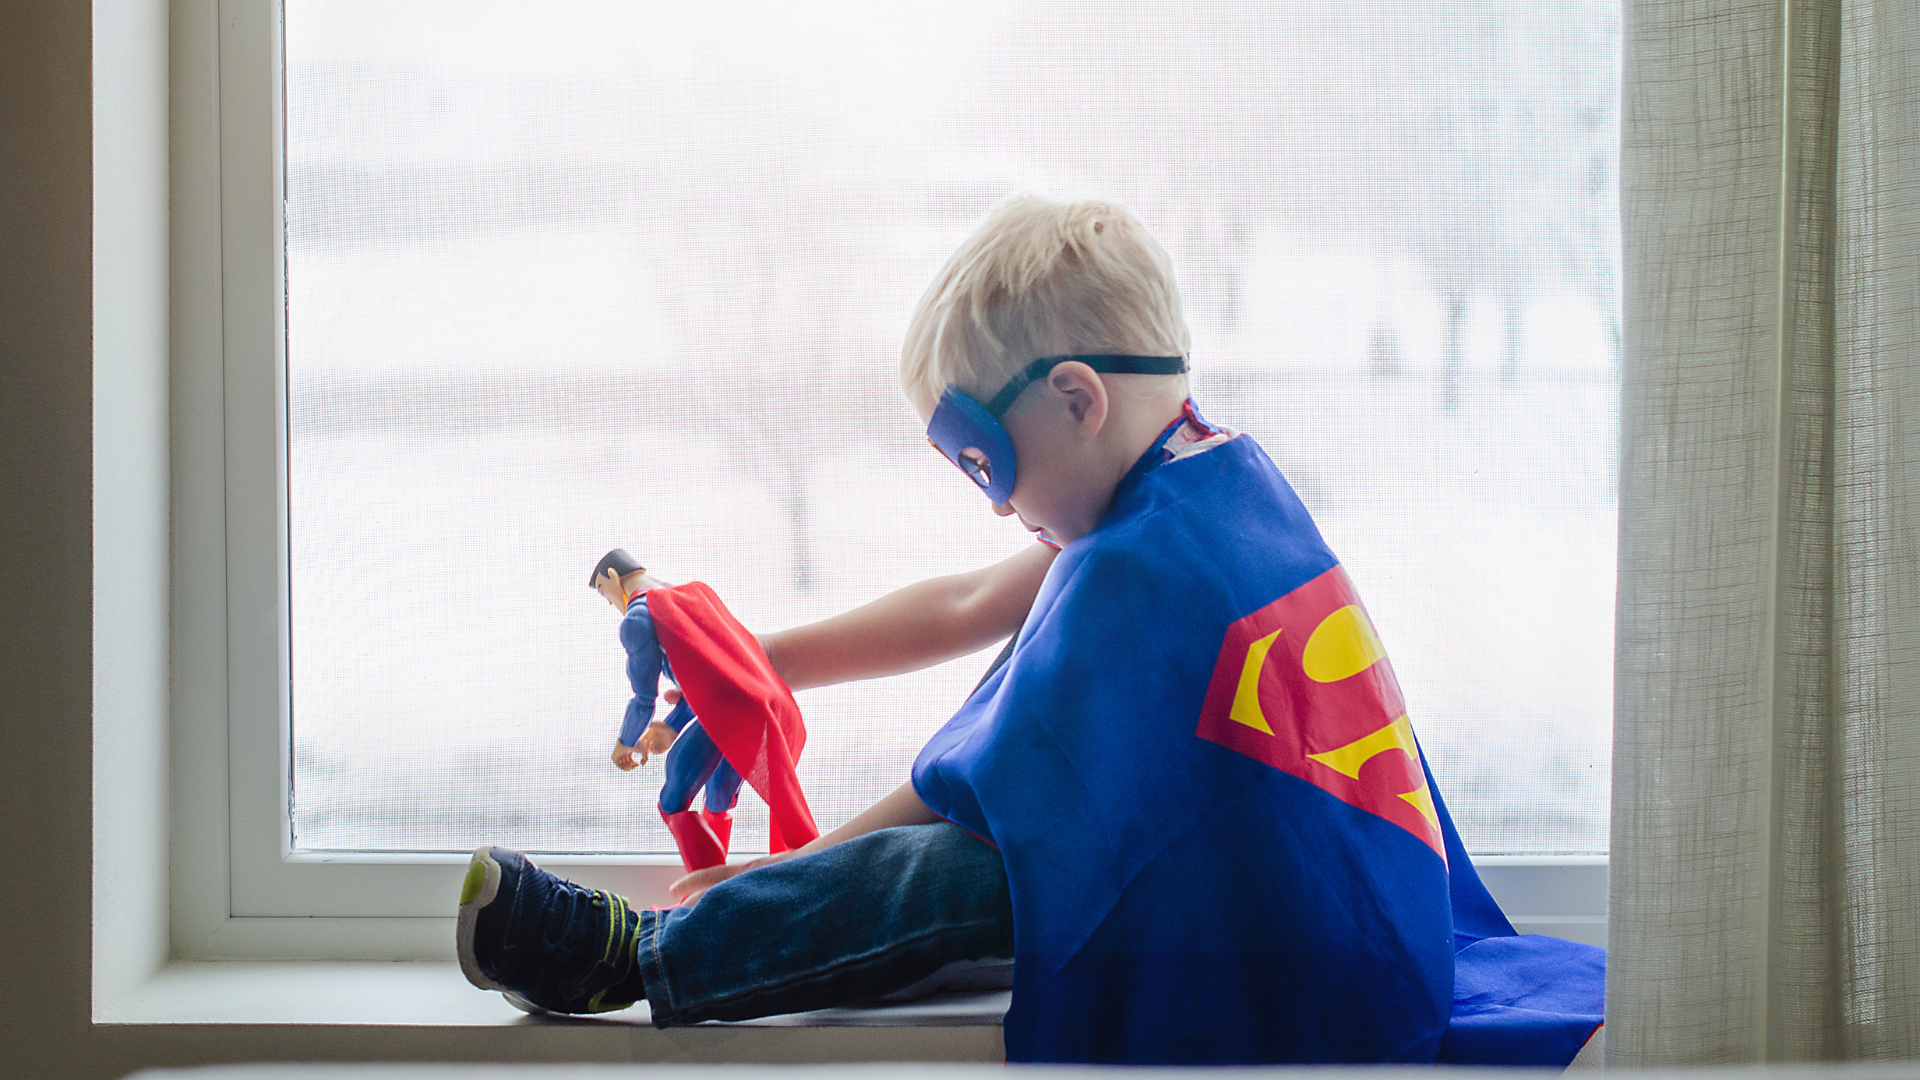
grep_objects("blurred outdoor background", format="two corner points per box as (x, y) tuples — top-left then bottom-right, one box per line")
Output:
(285, 0), (1620, 855)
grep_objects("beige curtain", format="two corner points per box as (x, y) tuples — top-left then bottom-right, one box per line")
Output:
(1612, 0), (1920, 1064)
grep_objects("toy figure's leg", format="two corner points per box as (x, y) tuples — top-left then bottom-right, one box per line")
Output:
(637, 822), (1013, 1024)
(661, 809), (726, 873)
(702, 756), (743, 812)
(658, 720), (729, 873)
(655, 718), (718, 816)
(694, 809), (733, 854)
(697, 755), (744, 854)
(661, 720), (731, 811)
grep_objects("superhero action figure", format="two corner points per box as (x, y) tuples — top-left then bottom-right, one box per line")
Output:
(591, 549), (818, 873)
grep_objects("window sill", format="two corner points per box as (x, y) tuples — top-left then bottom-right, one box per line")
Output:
(86, 856), (1598, 1066)
(97, 960), (1008, 1048)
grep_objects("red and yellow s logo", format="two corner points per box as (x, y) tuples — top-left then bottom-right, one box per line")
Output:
(1194, 564), (1444, 861)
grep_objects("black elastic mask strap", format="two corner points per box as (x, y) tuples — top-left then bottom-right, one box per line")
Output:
(983, 354), (1188, 418)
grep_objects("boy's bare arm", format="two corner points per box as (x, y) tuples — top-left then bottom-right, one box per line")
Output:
(792, 779), (944, 851)
(761, 543), (1056, 691)
(667, 547), (1051, 900)
(669, 780), (941, 902)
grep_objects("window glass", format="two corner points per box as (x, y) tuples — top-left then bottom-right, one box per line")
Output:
(286, 0), (1620, 855)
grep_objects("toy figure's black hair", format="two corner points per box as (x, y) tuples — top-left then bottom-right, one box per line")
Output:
(590, 548), (644, 589)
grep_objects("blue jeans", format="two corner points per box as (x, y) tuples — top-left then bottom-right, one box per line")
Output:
(634, 821), (1014, 1025)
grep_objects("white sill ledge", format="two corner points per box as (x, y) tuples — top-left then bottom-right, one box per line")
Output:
(94, 857), (1601, 1063)
(99, 960), (1008, 1030)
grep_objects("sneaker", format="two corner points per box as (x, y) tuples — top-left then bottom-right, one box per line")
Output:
(456, 845), (645, 1014)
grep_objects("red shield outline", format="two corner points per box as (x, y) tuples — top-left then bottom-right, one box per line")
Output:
(1194, 564), (1444, 860)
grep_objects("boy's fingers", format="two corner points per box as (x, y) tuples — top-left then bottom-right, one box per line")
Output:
(668, 863), (740, 899)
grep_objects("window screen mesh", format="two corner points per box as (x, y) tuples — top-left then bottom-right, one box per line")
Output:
(286, 0), (1620, 855)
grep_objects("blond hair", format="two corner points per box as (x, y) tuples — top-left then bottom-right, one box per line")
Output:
(899, 195), (1191, 415)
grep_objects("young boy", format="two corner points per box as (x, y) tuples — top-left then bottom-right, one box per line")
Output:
(456, 195), (1603, 1064)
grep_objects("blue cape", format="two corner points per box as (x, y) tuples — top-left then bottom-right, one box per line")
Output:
(912, 430), (1603, 1065)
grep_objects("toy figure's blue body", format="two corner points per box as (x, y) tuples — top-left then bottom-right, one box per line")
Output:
(620, 598), (743, 817)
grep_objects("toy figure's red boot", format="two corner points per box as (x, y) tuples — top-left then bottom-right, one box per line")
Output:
(661, 808), (726, 873)
(697, 808), (734, 853)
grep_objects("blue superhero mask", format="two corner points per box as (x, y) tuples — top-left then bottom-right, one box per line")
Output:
(925, 353), (1189, 503)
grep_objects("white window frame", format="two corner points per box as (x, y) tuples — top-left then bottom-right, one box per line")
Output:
(166, 0), (1609, 963)
(170, 0), (687, 962)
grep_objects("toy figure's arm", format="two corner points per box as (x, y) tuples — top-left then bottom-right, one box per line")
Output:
(668, 780), (940, 902)
(612, 601), (666, 770)
(633, 694), (692, 762)
(760, 542), (1056, 691)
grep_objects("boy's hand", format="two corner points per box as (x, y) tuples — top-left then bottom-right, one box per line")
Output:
(669, 850), (794, 906)
(611, 741), (639, 771)
(639, 720), (676, 758)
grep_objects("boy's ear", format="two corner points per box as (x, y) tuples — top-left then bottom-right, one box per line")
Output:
(1048, 361), (1109, 437)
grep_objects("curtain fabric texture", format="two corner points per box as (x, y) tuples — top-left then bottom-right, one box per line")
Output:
(1613, 0), (1920, 1063)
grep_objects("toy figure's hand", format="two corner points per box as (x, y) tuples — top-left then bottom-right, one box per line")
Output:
(611, 741), (639, 771)
(639, 720), (676, 758)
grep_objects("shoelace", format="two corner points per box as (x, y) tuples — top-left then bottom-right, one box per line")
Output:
(535, 879), (633, 970)
(537, 881), (605, 958)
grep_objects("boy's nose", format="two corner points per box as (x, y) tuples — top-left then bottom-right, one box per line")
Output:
(992, 502), (1015, 517)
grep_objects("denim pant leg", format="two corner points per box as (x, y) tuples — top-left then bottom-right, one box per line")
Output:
(636, 821), (1013, 1025)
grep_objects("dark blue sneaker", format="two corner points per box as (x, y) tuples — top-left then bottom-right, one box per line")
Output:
(456, 846), (645, 1014)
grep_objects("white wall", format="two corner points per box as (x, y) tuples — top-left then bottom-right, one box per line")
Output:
(92, 0), (174, 1021)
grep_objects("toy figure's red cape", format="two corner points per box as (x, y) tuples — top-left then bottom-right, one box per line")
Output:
(648, 582), (819, 852)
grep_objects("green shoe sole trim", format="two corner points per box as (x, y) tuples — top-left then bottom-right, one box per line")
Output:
(460, 859), (487, 906)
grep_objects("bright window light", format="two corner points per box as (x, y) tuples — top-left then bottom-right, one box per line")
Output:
(285, 0), (1620, 856)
